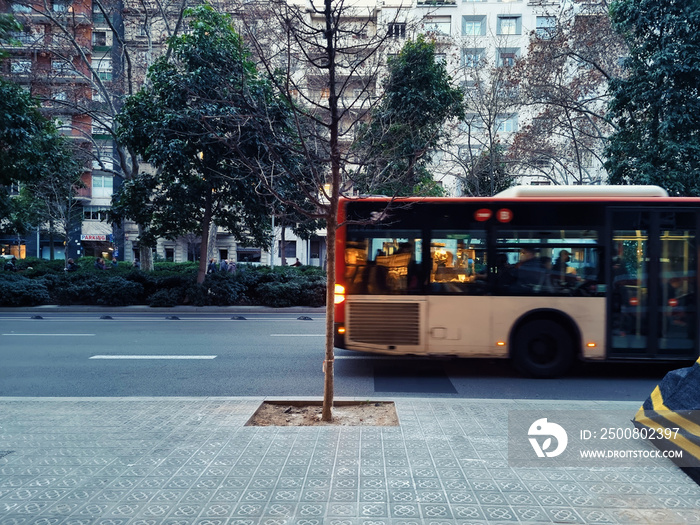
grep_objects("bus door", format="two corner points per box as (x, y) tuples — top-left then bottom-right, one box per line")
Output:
(608, 209), (698, 359)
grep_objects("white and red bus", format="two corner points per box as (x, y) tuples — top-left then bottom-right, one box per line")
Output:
(333, 186), (699, 377)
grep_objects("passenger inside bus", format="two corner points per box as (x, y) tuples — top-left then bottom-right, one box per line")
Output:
(515, 247), (544, 290)
(553, 249), (579, 286)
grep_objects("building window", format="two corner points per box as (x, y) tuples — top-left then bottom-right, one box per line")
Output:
(532, 157), (551, 169)
(310, 239), (321, 259)
(92, 56), (112, 81)
(497, 48), (520, 67)
(11, 2), (32, 13)
(278, 240), (297, 258)
(462, 114), (485, 131)
(462, 16), (486, 36)
(92, 116), (112, 136)
(462, 48), (485, 68)
(496, 115), (518, 133)
(423, 16), (451, 35)
(497, 15), (521, 35)
(536, 16), (556, 39)
(92, 31), (107, 46)
(51, 59), (71, 73)
(458, 145), (482, 160)
(92, 5), (107, 25)
(10, 59), (32, 74)
(54, 116), (72, 135)
(11, 30), (33, 44)
(237, 246), (261, 263)
(93, 141), (114, 171)
(83, 206), (110, 221)
(388, 23), (406, 39)
(52, 0), (69, 12)
(92, 174), (114, 198)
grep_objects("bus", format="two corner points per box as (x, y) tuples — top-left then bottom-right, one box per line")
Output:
(333, 186), (699, 377)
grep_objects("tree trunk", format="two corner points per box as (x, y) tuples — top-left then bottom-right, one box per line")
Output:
(49, 219), (55, 260)
(207, 220), (217, 262)
(322, 214), (337, 421)
(137, 224), (154, 271)
(196, 186), (214, 284)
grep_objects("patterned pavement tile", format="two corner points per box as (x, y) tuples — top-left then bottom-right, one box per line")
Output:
(1, 397), (699, 525)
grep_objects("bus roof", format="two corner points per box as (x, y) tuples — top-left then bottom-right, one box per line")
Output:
(495, 185), (669, 198)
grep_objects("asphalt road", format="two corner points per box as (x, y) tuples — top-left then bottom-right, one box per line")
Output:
(0, 309), (681, 401)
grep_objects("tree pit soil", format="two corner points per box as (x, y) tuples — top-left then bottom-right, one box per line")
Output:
(245, 401), (399, 426)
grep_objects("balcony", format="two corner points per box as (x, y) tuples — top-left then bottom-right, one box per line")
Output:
(417, 0), (457, 6)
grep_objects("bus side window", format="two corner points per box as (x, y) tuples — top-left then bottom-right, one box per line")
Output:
(430, 232), (487, 295)
(345, 235), (422, 294)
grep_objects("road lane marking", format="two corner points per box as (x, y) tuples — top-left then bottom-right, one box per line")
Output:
(90, 355), (217, 360)
(2, 333), (95, 336)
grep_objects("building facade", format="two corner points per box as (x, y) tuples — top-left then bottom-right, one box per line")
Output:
(2, 0), (611, 264)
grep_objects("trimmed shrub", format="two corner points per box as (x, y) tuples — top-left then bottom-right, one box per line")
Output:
(256, 281), (303, 308)
(0, 259), (326, 307)
(0, 276), (51, 306)
(148, 288), (183, 307)
(94, 277), (144, 306)
(202, 273), (246, 306)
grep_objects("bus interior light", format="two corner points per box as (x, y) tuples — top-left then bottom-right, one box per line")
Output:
(586, 342), (596, 348)
(337, 326), (346, 334)
(496, 341), (506, 347)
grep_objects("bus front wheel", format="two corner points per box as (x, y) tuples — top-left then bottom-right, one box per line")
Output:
(512, 319), (575, 378)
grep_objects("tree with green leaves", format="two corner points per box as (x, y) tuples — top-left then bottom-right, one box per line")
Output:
(0, 13), (22, 58)
(0, 79), (53, 187)
(0, 79), (84, 257)
(115, 5), (285, 284)
(462, 144), (516, 196)
(353, 36), (464, 196)
(605, 0), (700, 195)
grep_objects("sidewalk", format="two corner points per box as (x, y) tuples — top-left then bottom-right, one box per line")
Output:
(1, 397), (699, 525)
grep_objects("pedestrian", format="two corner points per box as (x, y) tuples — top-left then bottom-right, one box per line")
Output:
(207, 258), (217, 274)
(226, 260), (236, 274)
(111, 257), (118, 268)
(132, 259), (141, 269)
(65, 258), (78, 272)
(291, 258), (302, 267)
(219, 258), (229, 272)
(94, 257), (106, 270)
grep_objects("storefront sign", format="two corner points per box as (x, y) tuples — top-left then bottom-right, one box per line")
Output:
(80, 234), (108, 241)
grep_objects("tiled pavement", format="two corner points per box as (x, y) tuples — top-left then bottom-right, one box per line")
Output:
(0, 397), (699, 525)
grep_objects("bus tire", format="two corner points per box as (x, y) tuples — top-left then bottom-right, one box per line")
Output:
(512, 319), (575, 378)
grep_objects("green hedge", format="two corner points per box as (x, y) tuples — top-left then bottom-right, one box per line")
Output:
(0, 257), (326, 308)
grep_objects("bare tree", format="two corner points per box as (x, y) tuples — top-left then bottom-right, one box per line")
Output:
(506, 0), (627, 185)
(430, 20), (521, 195)
(219, 0), (421, 421)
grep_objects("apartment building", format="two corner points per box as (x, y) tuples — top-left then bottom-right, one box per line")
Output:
(1, 0), (117, 260)
(2, 0), (608, 263)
